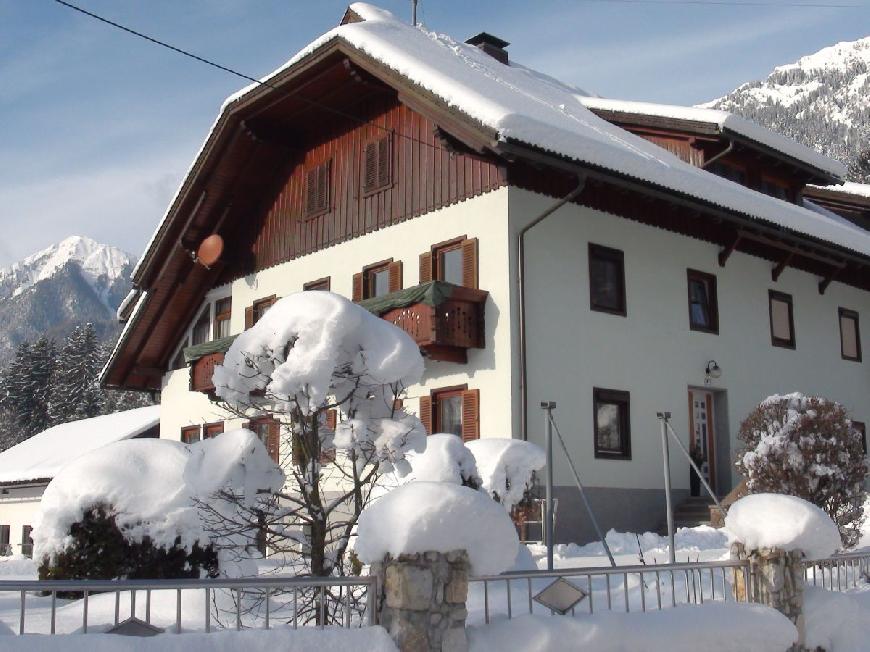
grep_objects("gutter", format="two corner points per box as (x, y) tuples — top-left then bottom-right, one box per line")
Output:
(701, 139), (734, 169)
(517, 177), (586, 441)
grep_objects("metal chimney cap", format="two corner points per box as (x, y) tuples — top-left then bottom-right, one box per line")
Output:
(465, 32), (510, 49)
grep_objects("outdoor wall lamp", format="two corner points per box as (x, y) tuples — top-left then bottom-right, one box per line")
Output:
(705, 360), (722, 384)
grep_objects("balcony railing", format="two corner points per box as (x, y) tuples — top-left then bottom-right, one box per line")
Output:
(361, 282), (488, 363)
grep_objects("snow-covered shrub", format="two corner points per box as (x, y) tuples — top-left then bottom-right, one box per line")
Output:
(402, 433), (481, 488)
(210, 292), (425, 624)
(466, 438), (545, 511)
(735, 393), (867, 547)
(34, 431), (282, 583)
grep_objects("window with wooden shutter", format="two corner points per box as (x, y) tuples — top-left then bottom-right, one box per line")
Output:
(359, 259), (394, 300)
(460, 389), (480, 442)
(214, 298), (232, 339)
(250, 417), (280, 463)
(203, 422), (224, 439)
(429, 236), (478, 289)
(363, 135), (392, 195)
(419, 395), (433, 435)
(305, 160), (331, 217)
(247, 295), (277, 329)
(304, 277), (331, 292)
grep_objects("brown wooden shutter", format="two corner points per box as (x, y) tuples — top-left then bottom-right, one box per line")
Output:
(377, 135), (391, 188)
(461, 238), (479, 289)
(292, 433), (305, 467)
(419, 252), (433, 284)
(461, 389), (480, 441)
(320, 409), (338, 464)
(363, 141), (377, 192)
(352, 273), (363, 302)
(388, 261), (403, 292)
(267, 421), (280, 463)
(244, 306), (254, 329)
(318, 161), (330, 211)
(305, 167), (317, 215)
(419, 395), (433, 435)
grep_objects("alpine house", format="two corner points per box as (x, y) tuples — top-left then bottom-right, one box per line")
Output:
(102, 4), (870, 542)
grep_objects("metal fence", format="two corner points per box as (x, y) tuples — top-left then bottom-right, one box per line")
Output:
(469, 558), (751, 624)
(0, 574), (377, 636)
(804, 551), (870, 592)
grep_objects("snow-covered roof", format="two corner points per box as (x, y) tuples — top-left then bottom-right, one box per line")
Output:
(578, 97), (846, 179)
(0, 406), (160, 485)
(130, 3), (870, 290)
(808, 181), (870, 201)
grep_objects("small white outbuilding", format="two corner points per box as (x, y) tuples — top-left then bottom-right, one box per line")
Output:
(0, 406), (160, 558)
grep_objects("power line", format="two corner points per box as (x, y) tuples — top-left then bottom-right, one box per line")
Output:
(51, 0), (445, 151)
(580, 0), (865, 6)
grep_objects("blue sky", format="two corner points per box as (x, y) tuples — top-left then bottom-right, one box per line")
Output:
(1, 0), (868, 267)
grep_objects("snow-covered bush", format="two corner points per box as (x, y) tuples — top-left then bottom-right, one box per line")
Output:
(355, 481), (519, 575)
(735, 393), (867, 547)
(465, 438), (545, 510)
(402, 433), (481, 488)
(210, 292), (425, 623)
(34, 431), (282, 583)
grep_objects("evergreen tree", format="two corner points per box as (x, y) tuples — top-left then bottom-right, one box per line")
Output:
(24, 336), (57, 436)
(52, 323), (104, 423)
(847, 147), (870, 184)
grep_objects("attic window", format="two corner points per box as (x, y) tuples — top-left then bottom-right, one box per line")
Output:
(363, 135), (392, 194)
(305, 160), (331, 217)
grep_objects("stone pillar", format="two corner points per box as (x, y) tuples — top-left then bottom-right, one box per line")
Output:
(731, 543), (806, 649)
(371, 550), (469, 652)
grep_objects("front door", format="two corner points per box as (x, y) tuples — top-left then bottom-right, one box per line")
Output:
(688, 389), (716, 493)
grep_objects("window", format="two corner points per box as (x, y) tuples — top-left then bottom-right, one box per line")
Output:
(363, 135), (392, 194)
(593, 388), (631, 459)
(839, 308), (861, 362)
(249, 417), (280, 462)
(203, 422), (224, 439)
(21, 526), (32, 558)
(304, 277), (331, 292)
(707, 161), (746, 185)
(171, 346), (186, 370)
(181, 425), (201, 444)
(353, 260), (401, 301)
(760, 178), (790, 202)
(305, 160), (331, 217)
(214, 298), (232, 340)
(420, 237), (479, 288)
(589, 244), (626, 316)
(687, 269), (718, 333)
(245, 295), (277, 329)
(365, 262), (391, 299)
(769, 290), (795, 349)
(191, 307), (210, 346)
(0, 525), (10, 556)
(419, 387), (480, 441)
(854, 421), (867, 455)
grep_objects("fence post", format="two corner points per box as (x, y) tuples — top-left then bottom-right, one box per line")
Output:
(372, 550), (469, 652)
(731, 543), (806, 649)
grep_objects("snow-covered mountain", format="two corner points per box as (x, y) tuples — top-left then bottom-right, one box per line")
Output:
(701, 36), (870, 181)
(0, 236), (134, 364)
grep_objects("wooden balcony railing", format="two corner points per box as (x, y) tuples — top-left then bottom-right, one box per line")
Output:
(364, 282), (488, 363)
(189, 352), (224, 394)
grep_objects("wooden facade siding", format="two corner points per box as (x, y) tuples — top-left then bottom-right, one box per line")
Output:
(225, 96), (506, 279)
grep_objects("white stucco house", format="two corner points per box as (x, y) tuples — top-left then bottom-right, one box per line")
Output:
(101, 4), (870, 543)
(0, 406), (160, 557)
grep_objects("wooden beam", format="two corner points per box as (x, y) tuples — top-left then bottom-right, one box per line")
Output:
(718, 233), (741, 267)
(131, 366), (165, 380)
(771, 252), (794, 282)
(819, 267), (842, 295)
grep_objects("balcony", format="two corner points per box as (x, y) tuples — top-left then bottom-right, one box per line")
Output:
(184, 335), (237, 394)
(360, 281), (488, 363)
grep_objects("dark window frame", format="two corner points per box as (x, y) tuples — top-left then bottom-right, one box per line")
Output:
(588, 243), (627, 317)
(769, 290), (796, 349)
(252, 296), (276, 326)
(687, 269), (719, 334)
(839, 308), (862, 362)
(593, 387), (632, 460)
(191, 306), (211, 346)
(362, 258), (393, 300)
(181, 425), (201, 444)
(203, 421), (224, 439)
(433, 238), (465, 285)
(304, 277), (331, 292)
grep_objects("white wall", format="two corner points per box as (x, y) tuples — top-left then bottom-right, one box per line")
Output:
(0, 485), (44, 556)
(513, 187), (870, 493)
(160, 188), (515, 441)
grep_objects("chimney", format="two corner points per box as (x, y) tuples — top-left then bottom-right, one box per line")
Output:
(465, 32), (510, 64)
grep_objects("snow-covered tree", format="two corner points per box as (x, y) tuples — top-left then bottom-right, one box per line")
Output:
(207, 291), (425, 624)
(51, 323), (104, 423)
(735, 393), (867, 547)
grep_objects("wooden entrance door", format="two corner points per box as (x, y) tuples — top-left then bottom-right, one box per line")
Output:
(688, 389), (716, 492)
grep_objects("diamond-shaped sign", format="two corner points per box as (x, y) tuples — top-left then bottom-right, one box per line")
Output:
(533, 577), (587, 614)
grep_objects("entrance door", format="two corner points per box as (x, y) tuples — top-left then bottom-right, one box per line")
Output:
(688, 389), (716, 493)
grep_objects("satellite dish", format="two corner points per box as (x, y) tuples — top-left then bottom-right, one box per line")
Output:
(196, 234), (224, 267)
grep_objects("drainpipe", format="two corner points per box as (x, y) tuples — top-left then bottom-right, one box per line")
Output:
(701, 139), (734, 169)
(518, 176), (586, 440)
